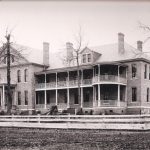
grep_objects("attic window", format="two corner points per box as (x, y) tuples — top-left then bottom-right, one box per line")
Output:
(87, 54), (91, 62)
(82, 53), (92, 64)
(82, 54), (86, 63)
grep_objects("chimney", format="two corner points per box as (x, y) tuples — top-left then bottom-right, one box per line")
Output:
(137, 41), (143, 51)
(118, 32), (125, 54)
(66, 42), (73, 63)
(43, 42), (49, 66)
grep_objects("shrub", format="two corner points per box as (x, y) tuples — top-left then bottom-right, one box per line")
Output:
(49, 105), (58, 115)
(76, 108), (84, 115)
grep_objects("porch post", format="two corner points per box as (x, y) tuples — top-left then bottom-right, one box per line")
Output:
(2, 85), (5, 109)
(98, 84), (100, 106)
(118, 84), (120, 107)
(93, 86), (95, 107)
(98, 64), (100, 82)
(118, 65), (120, 82)
(93, 67), (95, 107)
(81, 87), (83, 108)
(67, 71), (70, 108)
(125, 86), (127, 103)
(0, 88), (2, 108)
(44, 73), (47, 109)
(56, 72), (58, 105)
(14, 89), (16, 105)
(81, 70), (83, 108)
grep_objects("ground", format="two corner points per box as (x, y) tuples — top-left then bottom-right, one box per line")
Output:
(0, 128), (150, 150)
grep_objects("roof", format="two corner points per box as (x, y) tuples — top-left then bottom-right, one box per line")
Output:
(11, 43), (44, 65)
(47, 42), (150, 70)
(89, 42), (150, 63)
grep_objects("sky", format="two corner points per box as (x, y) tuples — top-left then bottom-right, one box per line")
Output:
(0, 1), (150, 53)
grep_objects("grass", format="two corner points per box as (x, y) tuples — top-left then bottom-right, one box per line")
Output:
(0, 128), (150, 150)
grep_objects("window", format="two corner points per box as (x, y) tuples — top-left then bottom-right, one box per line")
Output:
(24, 69), (28, 82)
(18, 91), (21, 105)
(17, 70), (21, 82)
(132, 64), (137, 78)
(132, 87), (137, 102)
(11, 55), (14, 63)
(147, 88), (149, 102)
(82, 53), (92, 64)
(82, 54), (86, 63)
(87, 54), (92, 62)
(144, 64), (147, 79)
(25, 91), (28, 105)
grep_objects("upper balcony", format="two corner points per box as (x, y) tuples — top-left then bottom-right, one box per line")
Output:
(93, 74), (127, 84)
(35, 64), (127, 90)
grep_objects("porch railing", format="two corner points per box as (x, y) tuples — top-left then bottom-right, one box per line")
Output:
(35, 75), (127, 90)
(100, 75), (118, 82)
(100, 100), (118, 107)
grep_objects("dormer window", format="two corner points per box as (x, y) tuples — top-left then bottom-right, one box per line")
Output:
(82, 54), (86, 63)
(82, 53), (92, 64)
(87, 54), (91, 62)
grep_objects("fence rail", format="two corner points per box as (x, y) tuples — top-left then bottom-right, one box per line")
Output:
(0, 114), (150, 130)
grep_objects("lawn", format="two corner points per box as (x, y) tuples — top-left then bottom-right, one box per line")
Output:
(0, 127), (150, 150)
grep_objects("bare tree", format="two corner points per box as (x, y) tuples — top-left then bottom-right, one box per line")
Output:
(139, 22), (150, 44)
(0, 30), (25, 114)
(63, 27), (87, 108)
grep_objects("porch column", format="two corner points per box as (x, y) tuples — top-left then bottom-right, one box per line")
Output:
(93, 86), (95, 107)
(118, 65), (120, 82)
(44, 73), (47, 109)
(118, 85), (120, 107)
(67, 71), (70, 108)
(125, 86), (127, 103)
(81, 69), (83, 85)
(2, 85), (5, 109)
(0, 89), (2, 107)
(14, 89), (16, 105)
(98, 84), (101, 106)
(98, 64), (100, 82)
(81, 87), (83, 108)
(56, 72), (58, 105)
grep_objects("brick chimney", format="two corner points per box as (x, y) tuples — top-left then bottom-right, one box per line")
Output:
(66, 42), (73, 64)
(43, 42), (49, 66)
(118, 32), (125, 54)
(137, 41), (143, 51)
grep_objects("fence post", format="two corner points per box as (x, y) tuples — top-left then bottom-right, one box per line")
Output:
(11, 114), (14, 126)
(38, 114), (40, 123)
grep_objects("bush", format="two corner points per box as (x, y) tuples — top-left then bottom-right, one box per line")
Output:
(76, 108), (84, 115)
(0, 111), (5, 115)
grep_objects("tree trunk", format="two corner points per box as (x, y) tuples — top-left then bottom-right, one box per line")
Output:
(6, 34), (12, 114)
(76, 53), (81, 107)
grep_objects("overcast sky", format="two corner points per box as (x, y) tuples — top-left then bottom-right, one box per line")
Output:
(0, 1), (150, 52)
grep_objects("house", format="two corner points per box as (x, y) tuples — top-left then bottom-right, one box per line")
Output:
(34, 33), (150, 114)
(0, 42), (49, 113)
(1, 32), (150, 115)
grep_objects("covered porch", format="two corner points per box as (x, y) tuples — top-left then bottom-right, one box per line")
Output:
(93, 84), (127, 107)
(0, 84), (16, 110)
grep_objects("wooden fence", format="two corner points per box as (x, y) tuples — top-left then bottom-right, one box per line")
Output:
(0, 114), (150, 130)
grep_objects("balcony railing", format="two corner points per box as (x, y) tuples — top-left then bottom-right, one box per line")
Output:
(35, 75), (127, 90)
(36, 83), (45, 89)
(46, 82), (56, 88)
(93, 75), (127, 84)
(100, 100), (118, 107)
